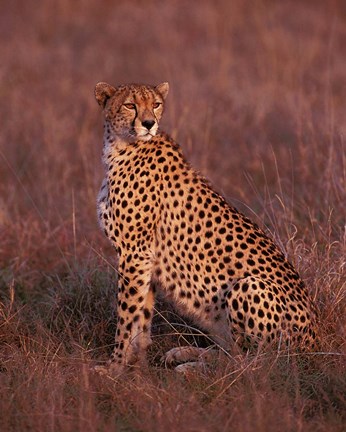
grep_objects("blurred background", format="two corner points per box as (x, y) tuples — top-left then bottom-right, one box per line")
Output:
(1, 0), (345, 310)
(1, 0), (345, 279)
(0, 2), (345, 430)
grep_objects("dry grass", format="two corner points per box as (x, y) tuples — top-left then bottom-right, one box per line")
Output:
(0, 0), (345, 430)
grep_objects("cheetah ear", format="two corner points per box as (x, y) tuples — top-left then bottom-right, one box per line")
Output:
(155, 82), (169, 100)
(95, 82), (116, 108)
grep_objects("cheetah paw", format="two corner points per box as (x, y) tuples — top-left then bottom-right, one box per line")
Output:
(161, 346), (211, 366)
(175, 361), (207, 374)
(92, 362), (124, 378)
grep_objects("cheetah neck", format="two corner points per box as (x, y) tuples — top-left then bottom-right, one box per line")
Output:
(102, 136), (129, 166)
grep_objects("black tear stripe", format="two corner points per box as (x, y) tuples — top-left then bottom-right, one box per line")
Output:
(131, 105), (138, 128)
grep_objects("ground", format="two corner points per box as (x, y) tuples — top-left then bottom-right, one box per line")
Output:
(0, 1), (345, 431)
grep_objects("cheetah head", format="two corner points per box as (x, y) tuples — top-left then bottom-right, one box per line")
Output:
(95, 82), (169, 143)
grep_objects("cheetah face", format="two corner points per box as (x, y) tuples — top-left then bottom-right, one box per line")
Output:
(95, 82), (169, 143)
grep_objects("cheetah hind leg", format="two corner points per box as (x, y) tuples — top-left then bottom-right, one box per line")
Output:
(162, 346), (216, 373)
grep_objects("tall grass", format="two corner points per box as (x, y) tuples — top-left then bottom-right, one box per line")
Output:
(0, 1), (345, 430)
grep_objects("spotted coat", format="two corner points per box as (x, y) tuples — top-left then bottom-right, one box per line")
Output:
(95, 82), (318, 371)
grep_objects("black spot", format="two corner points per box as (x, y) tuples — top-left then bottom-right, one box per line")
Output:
(241, 283), (249, 293)
(129, 287), (137, 296)
(232, 299), (239, 310)
(243, 300), (249, 312)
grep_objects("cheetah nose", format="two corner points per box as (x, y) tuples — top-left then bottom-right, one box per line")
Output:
(142, 120), (155, 130)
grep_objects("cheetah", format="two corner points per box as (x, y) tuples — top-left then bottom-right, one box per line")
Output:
(94, 81), (318, 374)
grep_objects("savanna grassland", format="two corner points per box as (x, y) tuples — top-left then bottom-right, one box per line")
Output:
(0, 1), (345, 431)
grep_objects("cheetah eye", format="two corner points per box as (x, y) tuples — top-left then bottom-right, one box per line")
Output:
(153, 102), (161, 109)
(124, 103), (136, 110)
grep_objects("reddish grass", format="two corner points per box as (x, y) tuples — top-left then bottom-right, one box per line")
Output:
(0, 1), (345, 431)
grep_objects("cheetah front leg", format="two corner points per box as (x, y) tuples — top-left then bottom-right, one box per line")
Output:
(96, 253), (155, 376)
